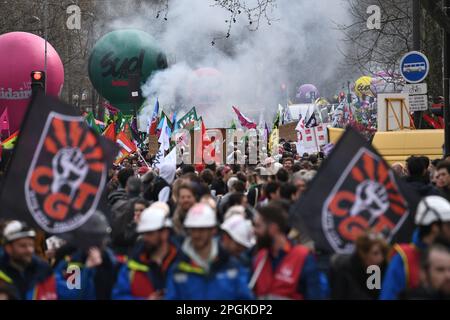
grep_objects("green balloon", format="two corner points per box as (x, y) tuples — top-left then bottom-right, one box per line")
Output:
(88, 29), (167, 114)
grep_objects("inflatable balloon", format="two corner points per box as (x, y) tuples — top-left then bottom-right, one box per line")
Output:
(315, 97), (329, 106)
(354, 76), (374, 97)
(88, 29), (168, 114)
(296, 84), (319, 103)
(0, 32), (64, 133)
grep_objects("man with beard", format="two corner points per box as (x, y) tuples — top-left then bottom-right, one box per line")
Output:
(250, 204), (327, 299)
(0, 221), (57, 300)
(112, 203), (177, 299)
(172, 183), (197, 237)
(165, 203), (253, 300)
(401, 244), (450, 299)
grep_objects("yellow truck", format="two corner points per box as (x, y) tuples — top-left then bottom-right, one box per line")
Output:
(327, 127), (444, 164)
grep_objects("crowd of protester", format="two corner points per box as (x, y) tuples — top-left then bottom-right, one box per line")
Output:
(0, 140), (449, 300)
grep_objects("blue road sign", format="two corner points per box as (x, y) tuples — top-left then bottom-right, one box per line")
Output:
(400, 51), (429, 84)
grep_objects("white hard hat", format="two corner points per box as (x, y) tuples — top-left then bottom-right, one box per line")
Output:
(221, 215), (255, 249)
(137, 205), (171, 233)
(224, 205), (246, 221)
(150, 201), (170, 216)
(273, 162), (283, 174)
(415, 196), (450, 226)
(184, 203), (217, 228)
(264, 157), (275, 166)
(3, 221), (36, 243)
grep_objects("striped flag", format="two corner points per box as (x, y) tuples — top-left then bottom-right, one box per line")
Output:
(116, 131), (137, 158)
(232, 106), (257, 129)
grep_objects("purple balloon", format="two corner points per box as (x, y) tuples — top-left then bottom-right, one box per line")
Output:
(296, 84), (319, 103)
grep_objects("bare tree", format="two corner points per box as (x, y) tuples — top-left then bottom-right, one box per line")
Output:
(151, 0), (276, 44)
(339, 0), (443, 97)
(338, 0), (412, 76)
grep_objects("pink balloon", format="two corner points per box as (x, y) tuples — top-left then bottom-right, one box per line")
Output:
(0, 32), (64, 133)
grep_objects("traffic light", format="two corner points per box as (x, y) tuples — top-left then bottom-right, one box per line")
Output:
(31, 71), (46, 95)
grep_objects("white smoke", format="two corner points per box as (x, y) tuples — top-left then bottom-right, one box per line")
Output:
(101, 0), (352, 127)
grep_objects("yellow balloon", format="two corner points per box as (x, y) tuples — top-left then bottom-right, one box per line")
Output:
(355, 76), (374, 97)
(315, 97), (329, 105)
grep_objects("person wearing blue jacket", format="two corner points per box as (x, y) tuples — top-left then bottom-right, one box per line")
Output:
(165, 203), (254, 300)
(0, 221), (57, 300)
(54, 246), (118, 300)
(112, 203), (178, 300)
(380, 196), (450, 299)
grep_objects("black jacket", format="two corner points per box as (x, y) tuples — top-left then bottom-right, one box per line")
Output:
(404, 176), (440, 197)
(211, 179), (228, 196)
(110, 198), (140, 256)
(144, 176), (170, 202)
(329, 253), (385, 300)
(439, 187), (450, 202)
(0, 253), (54, 299)
(107, 187), (127, 207)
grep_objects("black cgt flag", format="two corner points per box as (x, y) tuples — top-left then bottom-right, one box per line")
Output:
(0, 92), (118, 234)
(289, 127), (419, 254)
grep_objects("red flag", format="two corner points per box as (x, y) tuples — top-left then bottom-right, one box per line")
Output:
(102, 123), (116, 141)
(116, 131), (137, 155)
(201, 120), (215, 158)
(149, 116), (159, 136)
(232, 106), (257, 129)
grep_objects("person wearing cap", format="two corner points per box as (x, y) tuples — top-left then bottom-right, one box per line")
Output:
(220, 214), (255, 267)
(112, 203), (178, 300)
(53, 211), (118, 300)
(262, 157), (277, 177)
(380, 195), (450, 300)
(165, 203), (254, 300)
(0, 221), (57, 300)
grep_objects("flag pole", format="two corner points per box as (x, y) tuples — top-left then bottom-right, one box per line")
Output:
(136, 149), (151, 168)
